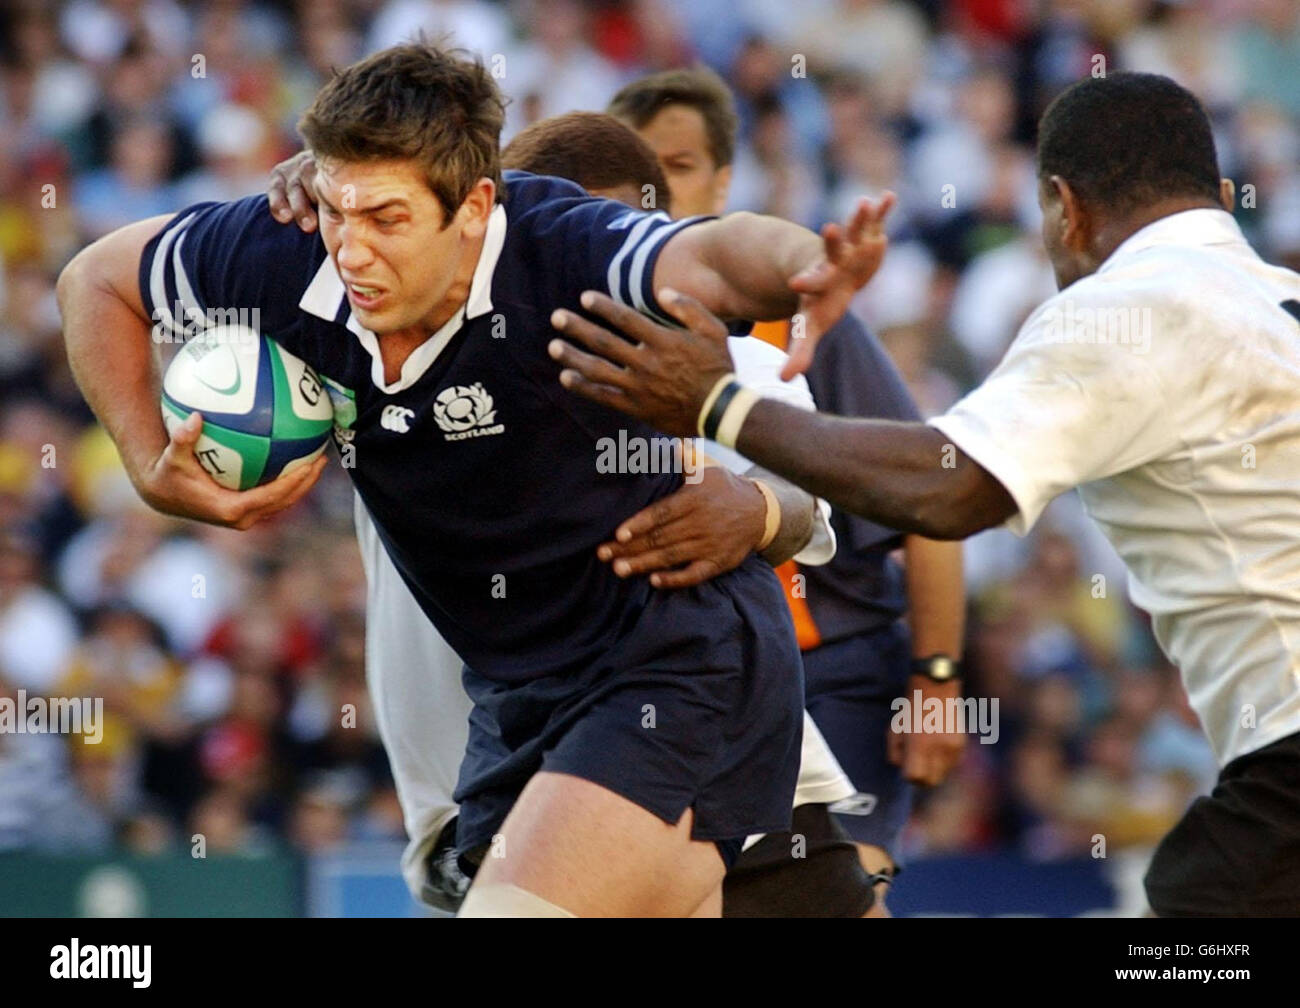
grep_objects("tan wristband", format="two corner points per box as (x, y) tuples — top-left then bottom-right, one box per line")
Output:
(715, 386), (759, 450)
(752, 479), (782, 552)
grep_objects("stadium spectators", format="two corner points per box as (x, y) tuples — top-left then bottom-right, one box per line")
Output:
(3, 0), (1259, 887)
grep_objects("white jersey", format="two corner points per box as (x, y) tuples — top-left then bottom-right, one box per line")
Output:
(930, 208), (1300, 766)
(360, 335), (849, 898)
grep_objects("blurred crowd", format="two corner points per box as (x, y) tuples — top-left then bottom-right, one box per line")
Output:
(4, 0), (1284, 873)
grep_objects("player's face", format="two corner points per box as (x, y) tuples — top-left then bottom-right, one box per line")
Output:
(633, 104), (731, 218)
(314, 158), (493, 337)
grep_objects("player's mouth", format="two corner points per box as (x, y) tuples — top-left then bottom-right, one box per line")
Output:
(346, 282), (386, 311)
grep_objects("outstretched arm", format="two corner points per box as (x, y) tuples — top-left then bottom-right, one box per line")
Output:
(548, 289), (1016, 539)
(651, 194), (895, 379)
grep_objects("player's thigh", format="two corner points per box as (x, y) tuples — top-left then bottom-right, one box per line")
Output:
(472, 770), (727, 917)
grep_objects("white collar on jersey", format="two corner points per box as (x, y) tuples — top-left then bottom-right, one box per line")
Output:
(1098, 207), (1245, 274)
(298, 202), (508, 394)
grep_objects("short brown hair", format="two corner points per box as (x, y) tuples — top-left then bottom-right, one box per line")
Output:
(606, 67), (738, 168)
(298, 42), (505, 220)
(501, 112), (672, 213)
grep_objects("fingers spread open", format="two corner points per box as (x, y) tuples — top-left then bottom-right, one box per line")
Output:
(548, 336), (630, 390)
(555, 368), (633, 412)
(656, 288), (728, 343)
(550, 310), (640, 369)
(780, 335), (815, 381)
(576, 290), (669, 346)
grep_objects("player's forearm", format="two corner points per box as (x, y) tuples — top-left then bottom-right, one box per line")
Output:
(58, 239), (168, 484)
(674, 213), (821, 321)
(735, 400), (999, 540)
(901, 535), (966, 658)
(746, 466), (815, 566)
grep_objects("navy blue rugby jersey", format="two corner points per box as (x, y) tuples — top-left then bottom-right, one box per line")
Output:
(140, 171), (714, 683)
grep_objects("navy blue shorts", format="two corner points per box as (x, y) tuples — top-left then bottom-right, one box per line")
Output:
(453, 556), (803, 870)
(803, 622), (913, 859)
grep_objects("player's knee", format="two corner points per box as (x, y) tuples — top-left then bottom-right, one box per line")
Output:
(457, 882), (577, 918)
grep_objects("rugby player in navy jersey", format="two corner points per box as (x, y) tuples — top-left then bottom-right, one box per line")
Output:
(57, 43), (892, 918)
(268, 111), (858, 915)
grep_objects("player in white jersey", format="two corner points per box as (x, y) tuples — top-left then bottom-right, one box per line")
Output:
(271, 112), (866, 914)
(548, 72), (1300, 916)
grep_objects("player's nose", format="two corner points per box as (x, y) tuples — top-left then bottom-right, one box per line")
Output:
(334, 225), (375, 271)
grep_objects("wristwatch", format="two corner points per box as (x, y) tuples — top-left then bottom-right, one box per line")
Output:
(911, 654), (961, 683)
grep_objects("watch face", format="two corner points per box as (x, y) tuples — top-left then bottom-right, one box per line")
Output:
(924, 656), (956, 681)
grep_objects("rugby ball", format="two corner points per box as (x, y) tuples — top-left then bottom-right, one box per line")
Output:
(160, 325), (334, 491)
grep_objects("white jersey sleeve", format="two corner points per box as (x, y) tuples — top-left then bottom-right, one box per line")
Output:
(928, 282), (1177, 536)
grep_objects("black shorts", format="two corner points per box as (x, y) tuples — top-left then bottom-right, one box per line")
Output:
(722, 803), (874, 917)
(1145, 729), (1300, 916)
(453, 556), (804, 865)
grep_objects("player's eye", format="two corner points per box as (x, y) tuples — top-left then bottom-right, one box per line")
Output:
(322, 205), (343, 222)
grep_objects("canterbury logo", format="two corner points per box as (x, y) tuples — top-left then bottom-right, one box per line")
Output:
(380, 404), (415, 433)
(433, 383), (504, 442)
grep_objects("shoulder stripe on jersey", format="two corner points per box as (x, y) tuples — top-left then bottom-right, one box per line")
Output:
(171, 230), (204, 328)
(628, 216), (702, 326)
(605, 212), (670, 308)
(149, 212), (198, 342)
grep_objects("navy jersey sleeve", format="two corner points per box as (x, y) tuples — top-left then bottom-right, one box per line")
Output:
(508, 173), (709, 327)
(805, 311), (923, 553)
(138, 196), (324, 346)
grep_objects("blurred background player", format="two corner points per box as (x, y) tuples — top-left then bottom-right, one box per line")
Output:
(605, 68), (967, 916)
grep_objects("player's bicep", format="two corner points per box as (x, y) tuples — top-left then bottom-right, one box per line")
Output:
(930, 345), (1171, 534)
(650, 221), (735, 318)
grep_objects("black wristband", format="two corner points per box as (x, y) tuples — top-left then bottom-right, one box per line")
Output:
(911, 654), (961, 682)
(701, 379), (743, 441)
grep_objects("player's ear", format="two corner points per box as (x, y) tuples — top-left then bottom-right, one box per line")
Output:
(1219, 177), (1235, 212)
(710, 165), (732, 216)
(456, 177), (496, 238)
(1054, 177), (1090, 253)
